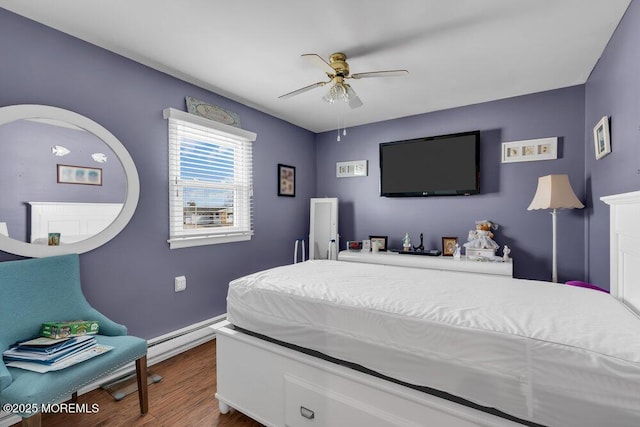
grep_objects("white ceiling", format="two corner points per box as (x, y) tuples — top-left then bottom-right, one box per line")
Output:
(0, 0), (632, 133)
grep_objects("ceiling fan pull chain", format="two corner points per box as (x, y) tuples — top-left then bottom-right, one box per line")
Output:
(336, 105), (343, 141)
(340, 101), (347, 141)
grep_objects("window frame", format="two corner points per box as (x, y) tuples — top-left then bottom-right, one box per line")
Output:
(163, 108), (256, 249)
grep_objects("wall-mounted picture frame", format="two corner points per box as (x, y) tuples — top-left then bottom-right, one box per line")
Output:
(336, 160), (368, 178)
(57, 164), (102, 186)
(593, 116), (611, 160)
(501, 137), (558, 163)
(369, 235), (388, 252)
(185, 96), (241, 128)
(442, 236), (458, 256)
(278, 164), (296, 197)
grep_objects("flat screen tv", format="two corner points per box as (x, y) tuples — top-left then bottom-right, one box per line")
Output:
(380, 130), (480, 197)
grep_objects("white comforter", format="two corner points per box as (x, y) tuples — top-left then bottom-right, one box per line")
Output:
(227, 260), (640, 427)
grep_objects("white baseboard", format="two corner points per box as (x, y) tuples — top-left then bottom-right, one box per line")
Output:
(0, 314), (225, 427)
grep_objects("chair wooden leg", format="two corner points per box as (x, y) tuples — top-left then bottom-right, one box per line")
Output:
(71, 391), (78, 403)
(135, 355), (149, 415)
(21, 412), (41, 427)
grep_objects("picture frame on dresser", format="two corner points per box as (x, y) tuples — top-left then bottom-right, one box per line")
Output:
(441, 237), (458, 256)
(369, 235), (388, 252)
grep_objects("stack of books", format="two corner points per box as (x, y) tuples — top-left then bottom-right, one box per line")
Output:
(3, 335), (113, 373)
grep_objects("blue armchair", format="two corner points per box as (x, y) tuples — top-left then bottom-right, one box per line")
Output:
(0, 254), (148, 426)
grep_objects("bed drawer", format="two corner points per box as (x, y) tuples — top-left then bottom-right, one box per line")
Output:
(215, 322), (523, 427)
(284, 375), (419, 427)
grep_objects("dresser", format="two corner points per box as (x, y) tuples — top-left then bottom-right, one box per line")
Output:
(338, 250), (513, 277)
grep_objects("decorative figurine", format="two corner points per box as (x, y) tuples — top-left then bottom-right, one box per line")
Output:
(453, 243), (461, 259)
(463, 220), (500, 251)
(402, 233), (411, 252)
(503, 245), (511, 260)
(413, 233), (425, 252)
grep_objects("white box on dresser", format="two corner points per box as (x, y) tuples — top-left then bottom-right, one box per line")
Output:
(338, 250), (513, 277)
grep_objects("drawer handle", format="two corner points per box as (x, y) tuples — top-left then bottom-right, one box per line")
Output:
(300, 406), (315, 420)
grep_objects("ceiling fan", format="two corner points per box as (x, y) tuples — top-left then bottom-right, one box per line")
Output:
(278, 52), (408, 108)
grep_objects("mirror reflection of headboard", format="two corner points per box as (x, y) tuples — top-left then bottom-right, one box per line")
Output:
(601, 191), (640, 315)
(29, 202), (123, 245)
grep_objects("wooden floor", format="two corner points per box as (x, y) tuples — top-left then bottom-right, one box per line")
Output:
(12, 340), (262, 427)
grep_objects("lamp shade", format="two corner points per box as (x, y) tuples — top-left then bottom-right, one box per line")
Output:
(527, 174), (584, 210)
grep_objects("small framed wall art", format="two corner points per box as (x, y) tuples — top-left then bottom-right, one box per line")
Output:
(57, 165), (102, 186)
(278, 164), (296, 197)
(441, 236), (458, 256)
(501, 137), (557, 163)
(593, 116), (611, 160)
(336, 160), (368, 178)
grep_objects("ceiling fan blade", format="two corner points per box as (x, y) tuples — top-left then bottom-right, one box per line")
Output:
(350, 70), (409, 79)
(301, 53), (335, 74)
(345, 84), (363, 109)
(278, 81), (327, 99)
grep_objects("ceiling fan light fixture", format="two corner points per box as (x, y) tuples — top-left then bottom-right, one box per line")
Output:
(344, 84), (363, 109)
(322, 81), (362, 109)
(322, 82), (346, 104)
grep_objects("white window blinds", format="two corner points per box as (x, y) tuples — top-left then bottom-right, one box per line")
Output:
(163, 108), (257, 249)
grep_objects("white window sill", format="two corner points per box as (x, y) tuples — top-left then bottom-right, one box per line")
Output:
(168, 233), (251, 249)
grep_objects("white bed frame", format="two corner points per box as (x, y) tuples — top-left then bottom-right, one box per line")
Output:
(213, 191), (640, 427)
(29, 202), (123, 244)
(601, 191), (640, 314)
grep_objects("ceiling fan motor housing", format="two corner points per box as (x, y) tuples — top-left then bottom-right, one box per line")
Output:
(329, 52), (349, 77)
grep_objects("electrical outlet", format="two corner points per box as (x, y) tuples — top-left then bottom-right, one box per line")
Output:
(175, 276), (186, 292)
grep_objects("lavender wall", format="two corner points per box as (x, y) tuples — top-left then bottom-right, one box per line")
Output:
(316, 86), (587, 282)
(0, 9), (316, 339)
(584, 0), (640, 288)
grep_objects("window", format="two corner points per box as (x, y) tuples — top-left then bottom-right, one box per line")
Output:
(163, 108), (256, 249)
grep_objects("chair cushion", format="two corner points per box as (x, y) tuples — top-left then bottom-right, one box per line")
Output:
(0, 335), (146, 416)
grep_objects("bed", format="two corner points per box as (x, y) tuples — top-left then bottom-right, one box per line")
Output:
(213, 190), (640, 427)
(28, 201), (123, 244)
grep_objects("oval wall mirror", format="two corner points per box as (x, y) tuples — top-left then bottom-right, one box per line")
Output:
(0, 104), (140, 257)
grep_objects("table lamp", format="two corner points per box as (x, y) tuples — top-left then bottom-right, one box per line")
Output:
(527, 174), (584, 282)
